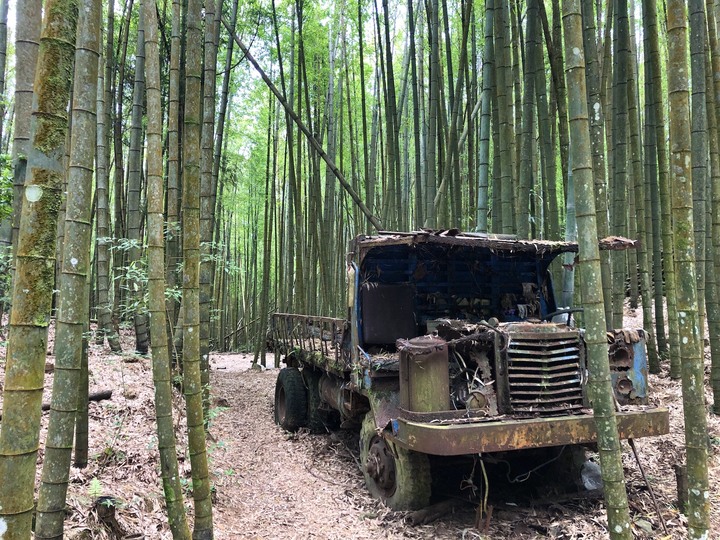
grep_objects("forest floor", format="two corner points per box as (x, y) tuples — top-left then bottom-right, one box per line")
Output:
(0, 304), (719, 539)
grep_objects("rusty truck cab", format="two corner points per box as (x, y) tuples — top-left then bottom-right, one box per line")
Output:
(345, 232), (668, 508)
(272, 231), (669, 510)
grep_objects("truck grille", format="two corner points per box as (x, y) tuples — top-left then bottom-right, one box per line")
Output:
(505, 329), (584, 415)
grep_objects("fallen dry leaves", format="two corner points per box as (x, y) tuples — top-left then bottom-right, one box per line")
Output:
(0, 304), (717, 539)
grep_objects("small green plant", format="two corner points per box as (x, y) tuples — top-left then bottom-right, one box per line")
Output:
(100, 498), (117, 508)
(179, 477), (193, 494)
(165, 285), (182, 303)
(210, 440), (227, 451)
(88, 478), (103, 498)
(146, 435), (158, 451)
(0, 154), (13, 224)
(164, 221), (181, 241)
(0, 245), (13, 313)
(98, 444), (127, 467)
(204, 404), (228, 429)
(112, 238), (143, 253)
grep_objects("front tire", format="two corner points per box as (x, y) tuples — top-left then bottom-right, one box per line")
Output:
(274, 367), (307, 431)
(359, 411), (431, 510)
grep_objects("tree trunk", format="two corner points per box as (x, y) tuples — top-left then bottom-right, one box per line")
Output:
(561, 0), (633, 537)
(112, 0), (132, 337)
(270, 0), (294, 311)
(166, 0), (182, 338)
(476, 0), (493, 232)
(668, 0), (711, 534)
(95, 50), (122, 353)
(73, 329), (89, 467)
(534, 6), (555, 240)
(254, 92), (275, 367)
(706, 0), (720, 412)
(625, 12), (640, 311)
(382, 0), (400, 230)
(690, 0), (708, 341)
(35, 1), (98, 534)
(144, 0), (192, 533)
(0, 0), (13, 287)
(126, 9), (149, 355)
(199, 0), (220, 408)
(517, 0), (538, 239)
(641, 0), (666, 366)
(580, 0), (613, 327)
(626, 6), (659, 370)
(10, 0), (42, 270)
(211, 0), (237, 349)
(0, 0), (77, 535)
(551, 0), (569, 193)
(610, 0), (629, 329)
(434, 0), (471, 227)
(495, 0), (514, 234)
(424, 0), (439, 228)
(0, 0), (8, 161)
(409, 0), (423, 228)
(648, 0), (682, 377)
(183, 0), (214, 533)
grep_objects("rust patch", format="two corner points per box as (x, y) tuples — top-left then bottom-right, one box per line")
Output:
(390, 408), (670, 455)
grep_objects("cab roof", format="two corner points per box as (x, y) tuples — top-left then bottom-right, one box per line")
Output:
(352, 230), (637, 263)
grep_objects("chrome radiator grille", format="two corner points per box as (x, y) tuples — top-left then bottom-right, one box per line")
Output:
(505, 329), (584, 414)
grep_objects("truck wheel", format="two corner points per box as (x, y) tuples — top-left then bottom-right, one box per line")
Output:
(274, 367), (307, 431)
(359, 412), (431, 510)
(302, 369), (340, 434)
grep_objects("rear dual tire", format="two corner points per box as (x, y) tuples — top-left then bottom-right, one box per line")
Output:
(274, 367), (308, 431)
(274, 366), (339, 433)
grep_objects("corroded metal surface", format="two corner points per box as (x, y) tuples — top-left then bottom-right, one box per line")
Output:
(502, 327), (586, 414)
(365, 436), (397, 497)
(397, 336), (450, 412)
(388, 408), (670, 455)
(352, 231), (638, 263)
(271, 314), (350, 374)
(273, 230), (666, 470)
(608, 329), (648, 404)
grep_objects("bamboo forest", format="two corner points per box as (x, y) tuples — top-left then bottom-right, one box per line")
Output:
(0, 0), (719, 536)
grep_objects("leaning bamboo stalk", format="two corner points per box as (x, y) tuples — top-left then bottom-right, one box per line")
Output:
(226, 22), (381, 231)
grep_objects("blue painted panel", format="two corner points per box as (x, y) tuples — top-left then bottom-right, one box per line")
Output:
(630, 338), (649, 398)
(609, 335), (649, 402)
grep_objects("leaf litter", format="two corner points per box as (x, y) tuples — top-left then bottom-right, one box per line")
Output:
(0, 302), (717, 539)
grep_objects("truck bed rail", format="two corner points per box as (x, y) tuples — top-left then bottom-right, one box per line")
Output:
(271, 313), (349, 373)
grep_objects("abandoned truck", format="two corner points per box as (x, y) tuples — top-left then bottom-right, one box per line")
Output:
(271, 231), (669, 510)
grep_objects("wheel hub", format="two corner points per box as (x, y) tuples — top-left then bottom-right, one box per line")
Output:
(366, 436), (396, 497)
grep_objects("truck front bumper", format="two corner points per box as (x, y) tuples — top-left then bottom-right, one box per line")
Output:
(388, 408), (669, 455)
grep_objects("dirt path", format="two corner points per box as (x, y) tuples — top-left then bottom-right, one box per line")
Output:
(208, 353), (469, 539)
(207, 352), (719, 539)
